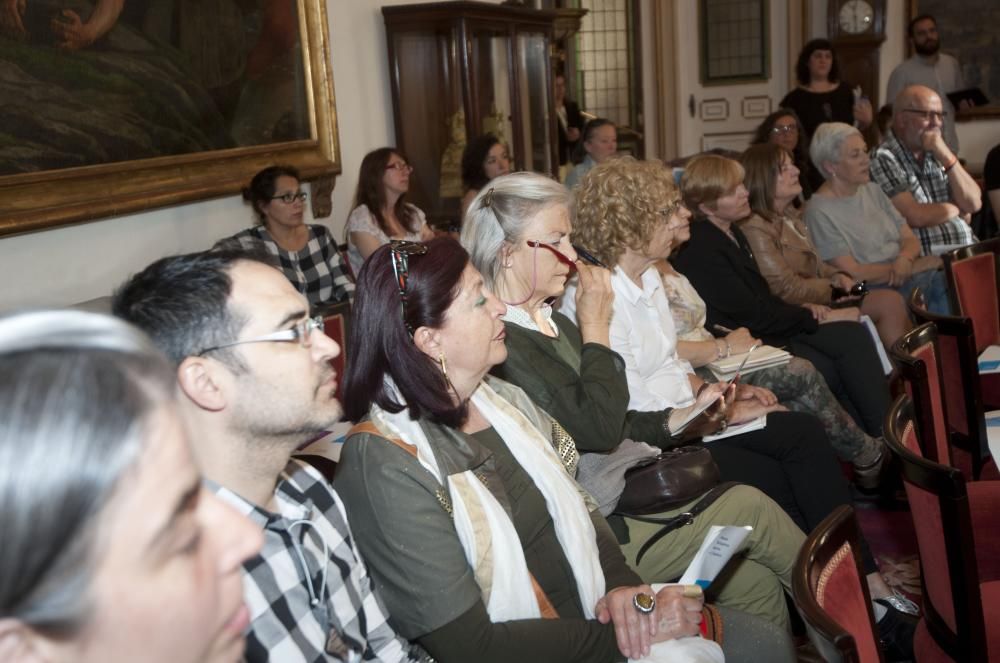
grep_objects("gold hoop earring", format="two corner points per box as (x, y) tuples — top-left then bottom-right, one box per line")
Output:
(438, 353), (459, 398)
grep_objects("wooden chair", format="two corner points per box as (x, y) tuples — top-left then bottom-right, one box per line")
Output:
(884, 394), (1000, 662)
(908, 289), (998, 480)
(889, 322), (951, 467)
(314, 299), (351, 402)
(792, 505), (884, 663)
(942, 239), (1000, 409)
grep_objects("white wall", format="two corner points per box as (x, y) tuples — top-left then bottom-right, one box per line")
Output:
(0, 0), (501, 312)
(672, 0), (790, 157)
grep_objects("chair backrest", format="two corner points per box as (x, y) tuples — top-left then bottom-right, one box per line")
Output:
(943, 239), (1000, 352)
(792, 505), (883, 663)
(315, 299), (351, 402)
(884, 394), (987, 661)
(889, 322), (950, 466)
(908, 289), (991, 479)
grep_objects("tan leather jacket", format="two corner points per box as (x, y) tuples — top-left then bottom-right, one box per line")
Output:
(740, 211), (844, 305)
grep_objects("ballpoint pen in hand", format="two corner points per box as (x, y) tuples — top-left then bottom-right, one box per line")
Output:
(572, 244), (608, 269)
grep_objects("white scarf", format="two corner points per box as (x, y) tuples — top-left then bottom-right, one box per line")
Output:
(371, 379), (604, 621)
(371, 380), (724, 663)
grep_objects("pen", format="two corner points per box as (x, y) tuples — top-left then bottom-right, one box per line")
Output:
(712, 324), (734, 334)
(572, 244), (608, 269)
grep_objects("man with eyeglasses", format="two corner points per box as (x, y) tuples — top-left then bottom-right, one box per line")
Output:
(870, 85), (982, 257)
(886, 14), (966, 153)
(113, 249), (431, 663)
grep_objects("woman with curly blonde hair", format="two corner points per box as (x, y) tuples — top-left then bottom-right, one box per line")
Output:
(569, 156), (887, 482)
(563, 158), (917, 656)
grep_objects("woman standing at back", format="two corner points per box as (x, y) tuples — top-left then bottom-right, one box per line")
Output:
(780, 39), (874, 192)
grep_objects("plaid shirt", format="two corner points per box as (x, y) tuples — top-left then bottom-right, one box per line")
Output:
(870, 129), (975, 255)
(211, 460), (427, 663)
(219, 225), (355, 306)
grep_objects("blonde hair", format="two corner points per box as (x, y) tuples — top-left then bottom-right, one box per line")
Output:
(680, 155), (745, 219)
(573, 157), (681, 266)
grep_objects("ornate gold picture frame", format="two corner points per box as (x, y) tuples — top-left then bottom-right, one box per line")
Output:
(0, 0), (340, 238)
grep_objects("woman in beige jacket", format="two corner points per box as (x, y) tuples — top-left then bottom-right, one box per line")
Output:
(738, 143), (909, 348)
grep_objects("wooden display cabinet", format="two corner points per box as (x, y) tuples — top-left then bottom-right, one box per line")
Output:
(383, 1), (559, 228)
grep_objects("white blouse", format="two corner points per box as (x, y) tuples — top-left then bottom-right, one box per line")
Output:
(345, 204), (427, 275)
(560, 267), (696, 411)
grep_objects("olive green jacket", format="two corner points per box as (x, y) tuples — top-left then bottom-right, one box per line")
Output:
(491, 312), (674, 452)
(334, 375), (637, 662)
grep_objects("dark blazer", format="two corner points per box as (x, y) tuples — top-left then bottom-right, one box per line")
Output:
(671, 219), (818, 344)
(557, 100), (584, 165)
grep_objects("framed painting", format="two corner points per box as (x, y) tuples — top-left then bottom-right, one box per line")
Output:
(906, 0), (1000, 120)
(0, 0), (340, 237)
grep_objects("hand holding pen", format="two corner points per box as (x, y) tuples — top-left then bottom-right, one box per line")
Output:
(711, 324), (759, 355)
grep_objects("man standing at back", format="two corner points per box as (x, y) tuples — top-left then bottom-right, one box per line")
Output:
(870, 85), (981, 257)
(885, 14), (966, 154)
(114, 249), (428, 663)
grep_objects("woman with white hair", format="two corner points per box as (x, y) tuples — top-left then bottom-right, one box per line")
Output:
(804, 122), (949, 313)
(0, 311), (261, 663)
(462, 171), (841, 640)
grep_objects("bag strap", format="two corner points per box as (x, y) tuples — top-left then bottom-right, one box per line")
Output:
(630, 482), (739, 566)
(346, 420), (559, 619)
(348, 421), (416, 456)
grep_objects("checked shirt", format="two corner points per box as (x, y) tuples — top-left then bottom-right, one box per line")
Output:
(870, 129), (975, 256)
(211, 460), (428, 663)
(219, 225), (354, 307)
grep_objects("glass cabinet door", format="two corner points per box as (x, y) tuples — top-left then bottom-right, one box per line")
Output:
(468, 26), (514, 163)
(389, 27), (464, 219)
(515, 31), (554, 175)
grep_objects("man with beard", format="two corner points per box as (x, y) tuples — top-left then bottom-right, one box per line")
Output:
(871, 85), (981, 256)
(114, 249), (429, 663)
(886, 14), (967, 153)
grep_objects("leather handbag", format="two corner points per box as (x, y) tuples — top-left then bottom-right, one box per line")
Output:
(615, 446), (721, 516)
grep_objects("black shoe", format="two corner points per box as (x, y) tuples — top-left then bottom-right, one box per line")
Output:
(875, 598), (918, 662)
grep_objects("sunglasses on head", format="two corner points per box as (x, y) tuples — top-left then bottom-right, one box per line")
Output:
(389, 240), (428, 334)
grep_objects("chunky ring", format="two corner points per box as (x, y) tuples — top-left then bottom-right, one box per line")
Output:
(717, 418), (728, 433)
(632, 592), (656, 614)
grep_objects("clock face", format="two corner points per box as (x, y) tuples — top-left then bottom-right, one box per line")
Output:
(839, 0), (874, 35)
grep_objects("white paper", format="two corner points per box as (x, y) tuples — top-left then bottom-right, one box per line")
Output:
(860, 314), (893, 375)
(707, 344), (791, 375)
(678, 525), (753, 589)
(701, 415), (766, 442)
(929, 242), (971, 257)
(984, 410), (1000, 461)
(978, 345), (1000, 374)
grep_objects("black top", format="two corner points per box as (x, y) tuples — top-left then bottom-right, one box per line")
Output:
(985, 144), (1000, 192)
(558, 99), (584, 165)
(779, 84), (856, 140)
(670, 220), (819, 344)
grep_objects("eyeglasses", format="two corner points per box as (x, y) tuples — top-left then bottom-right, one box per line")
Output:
(525, 240), (577, 270)
(389, 240), (428, 333)
(485, 153), (510, 166)
(270, 191), (308, 204)
(902, 108), (947, 122)
(653, 201), (685, 221)
(771, 124), (798, 134)
(197, 315), (325, 356)
(385, 162), (414, 173)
